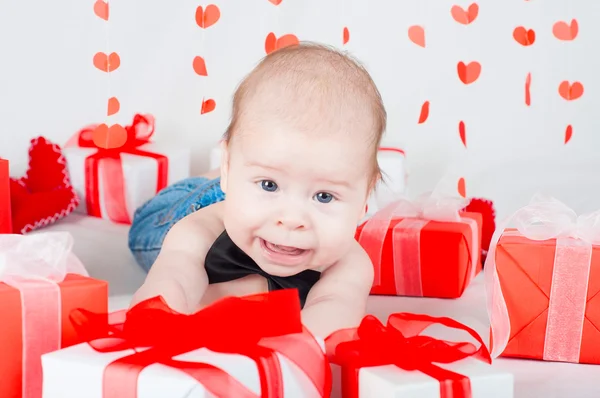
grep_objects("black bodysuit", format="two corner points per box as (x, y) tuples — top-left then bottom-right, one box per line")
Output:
(204, 231), (321, 308)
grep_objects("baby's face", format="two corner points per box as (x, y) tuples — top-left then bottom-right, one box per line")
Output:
(220, 119), (373, 277)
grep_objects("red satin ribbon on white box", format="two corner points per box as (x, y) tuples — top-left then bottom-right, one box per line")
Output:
(359, 194), (479, 296)
(0, 232), (88, 398)
(485, 194), (599, 362)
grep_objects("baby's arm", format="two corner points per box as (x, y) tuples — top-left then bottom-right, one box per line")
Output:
(301, 241), (374, 338)
(130, 202), (225, 313)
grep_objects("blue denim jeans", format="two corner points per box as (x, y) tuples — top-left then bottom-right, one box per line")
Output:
(128, 177), (225, 272)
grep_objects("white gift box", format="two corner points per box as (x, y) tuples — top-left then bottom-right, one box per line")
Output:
(331, 358), (513, 398)
(63, 143), (190, 223)
(42, 335), (324, 398)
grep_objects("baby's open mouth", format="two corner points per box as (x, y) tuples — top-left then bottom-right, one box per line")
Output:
(260, 239), (306, 256)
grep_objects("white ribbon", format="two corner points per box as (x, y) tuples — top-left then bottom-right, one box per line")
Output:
(485, 194), (597, 361)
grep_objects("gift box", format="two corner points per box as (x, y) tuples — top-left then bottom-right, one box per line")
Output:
(0, 232), (107, 398)
(42, 289), (331, 398)
(356, 195), (482, 298)
(366, 147), (406, 217)
(0, 158), (11, 233)
(63, 114), (190, 224)
(326, 313), (513, 398)
(485, 194), (600, 364)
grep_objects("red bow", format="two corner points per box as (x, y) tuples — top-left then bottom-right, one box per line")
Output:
(70, 289), (332, 398)
(71, 114), (168, 224)
(325, 313), (491, 398)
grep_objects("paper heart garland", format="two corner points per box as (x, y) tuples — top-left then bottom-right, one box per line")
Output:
(9, 137), (79, 234)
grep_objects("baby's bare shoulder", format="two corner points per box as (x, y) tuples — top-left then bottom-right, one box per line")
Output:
(163, 201), (225, 254)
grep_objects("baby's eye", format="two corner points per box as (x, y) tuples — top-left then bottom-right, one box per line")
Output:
(260, 180), (278, 192)
(314, 192), (334, 204)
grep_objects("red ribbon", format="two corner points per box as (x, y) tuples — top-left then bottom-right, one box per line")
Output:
(70, 289), (332, 398)
(75, 114), (169, 224)
(325, 313), (492, 398)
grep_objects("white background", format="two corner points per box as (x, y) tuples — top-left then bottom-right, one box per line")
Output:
(1, 0), (599, 218)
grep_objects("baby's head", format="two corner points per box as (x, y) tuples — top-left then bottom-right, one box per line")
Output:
(220, 42), (386, 276)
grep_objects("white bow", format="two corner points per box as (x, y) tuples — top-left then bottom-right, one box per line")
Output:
(511, 194), (600, 244)
(0, 232), (88, 282)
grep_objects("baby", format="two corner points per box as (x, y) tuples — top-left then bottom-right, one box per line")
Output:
(128, 42), (386, 338)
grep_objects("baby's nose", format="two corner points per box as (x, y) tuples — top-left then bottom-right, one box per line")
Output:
(277, 211), (308, 231)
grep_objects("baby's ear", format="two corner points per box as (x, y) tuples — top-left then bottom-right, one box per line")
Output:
(219, 140), (229, 193)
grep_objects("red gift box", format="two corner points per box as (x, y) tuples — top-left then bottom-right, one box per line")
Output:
(486, 195), (600, 364)
(0, 159), (12, 233)
(0, 232), (107, 398)
(356, 197), (482, 298)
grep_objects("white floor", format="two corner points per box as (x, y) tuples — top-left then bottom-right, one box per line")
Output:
(41, 213), (600, 398)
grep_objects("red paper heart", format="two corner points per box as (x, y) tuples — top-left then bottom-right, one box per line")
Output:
(457, 177), (466, 198)
(92, 124), (127, 149)
(343, 27), (350, 45)
(201, 99), (216, 114)
(93, 52), (120, 72)
(513, 26), (535, 46)
(553, 19), (578, 41)
(195, 5), (220, 29)
(451, 3), (478, 25)
(265, 33), (300, 54)
(558, 81), (584, 101)
(457, 61), (481, 85)
(564, 125), (573, 144)
(193, 56), (208, 76)
(525, 73), (532, 106)
(93, 0), (109, 20)
(418, 101), (429, 124)
(10, 137), (79, 234)
(459, 121), (466, 147)
(408, 25), (426, 48)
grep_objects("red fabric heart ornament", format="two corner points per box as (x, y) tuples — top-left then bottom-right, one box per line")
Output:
(10, 137), (79, 234)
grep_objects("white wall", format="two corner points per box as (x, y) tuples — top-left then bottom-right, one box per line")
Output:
(1, 1), (599, 219)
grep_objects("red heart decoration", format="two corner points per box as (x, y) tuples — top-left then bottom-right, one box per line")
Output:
(9, 137), (79, 234)
(457, 61), (481, 85)
(201, 99), (216, 114)
(92, 124), (128, 149)
(265, 33), (300, 54)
